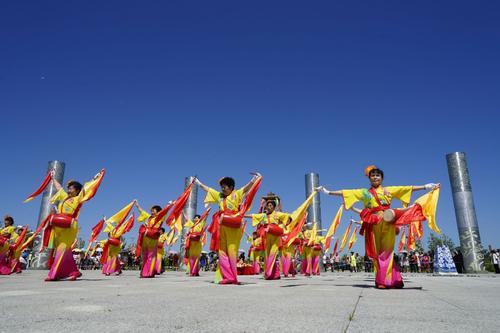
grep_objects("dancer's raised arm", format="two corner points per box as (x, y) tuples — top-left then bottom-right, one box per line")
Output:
(315, 186), (342, 196)
(195, 178), (211, 192)
(242, 172), (262, 194)
(412, 183), (440, 191)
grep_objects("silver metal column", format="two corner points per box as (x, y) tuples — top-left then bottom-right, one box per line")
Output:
(31, 160), (65, 269)
(305, 172), (322, 231)
(178, 176), (198, 268)
(446, 152), (485, 273)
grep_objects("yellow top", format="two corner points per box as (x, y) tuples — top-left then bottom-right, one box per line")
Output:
(303, 229), (312, 239)
(204, 187), (245, 212)
(252, 237), (262, 248)
(342, 186), (413, 210)
(250, 211), (290, 227)
(1, 226), (19, 242)
(314, 236), (324, 246)
(49, 175), (104, 217)
(185, 219), (206, 233)
(192, 220), (206, 233)
(158, 233), (168, 243)
(50, 188), (85, 217)
(137, 207), (167, 228)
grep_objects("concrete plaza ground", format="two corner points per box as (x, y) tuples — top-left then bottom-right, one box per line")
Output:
(1, 270), (498, 333)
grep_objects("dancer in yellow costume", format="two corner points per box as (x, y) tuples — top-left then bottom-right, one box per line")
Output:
(318, 165), (440, 289)
(196, 174), (261, 284)
(248, 231), (264, 274)
(101, 214), (134, 276)
(184, 214), (208, 276)
(45, 170), (105, 281)
(246, 193), (290, 280)
(136, 202), (172, 278)
(0, 216), (19, 275)
(308, 224), (324, 275)
(155, 228), (168, 275)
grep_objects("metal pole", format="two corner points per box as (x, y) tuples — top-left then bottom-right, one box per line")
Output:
(305, 172), (322, 230)
(446, 152), (485, 273)
(305, 172), (323, 272)
(31, 160), (65, 269)
(178, 176), (198, 269)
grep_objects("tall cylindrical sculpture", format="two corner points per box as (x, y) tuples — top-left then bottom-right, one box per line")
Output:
(31, 160), (66, 269)
(446, 152), (485, 273)
(179, 176), (198, 268)
(305, 172), (322, 230)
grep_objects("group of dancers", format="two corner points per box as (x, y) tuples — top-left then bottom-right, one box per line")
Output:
(1, 165), (441, 289)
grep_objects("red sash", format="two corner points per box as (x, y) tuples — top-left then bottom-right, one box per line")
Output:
(41, 195), (82, 252)
(220, 214), (243, 228)
(51, 214), (73, 228)
(359, 188), (390, 259)
(267, 223), (284, 236)
(256, 224), (266, 250)
(266, 214), (284, 236)
(208, 210), (239, 251)
(208, 180), (262, 252)
(145, 227), (161, 239)
(41, 213), (74, 251)
(135, 224), (161, 257)
(100, 237), (121, 264)
(188, 232), (203, 241)
(208, 195), (240, 251)
(185, 230), (204, 253)
(107, 237), (121, 246)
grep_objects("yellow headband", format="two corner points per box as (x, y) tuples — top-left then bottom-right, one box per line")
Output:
(364, 165), (377, 177)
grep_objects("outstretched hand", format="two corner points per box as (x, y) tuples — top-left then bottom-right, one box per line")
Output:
(250, 172), (262, 180)
(315, 186), (330, 194)
(424, 183), (441, 190)
(93, 169), (104, 180)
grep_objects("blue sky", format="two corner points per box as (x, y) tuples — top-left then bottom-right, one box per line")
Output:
(1, 1), (499, 253)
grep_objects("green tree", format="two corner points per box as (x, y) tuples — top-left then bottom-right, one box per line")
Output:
(76, 237), (85, 249)
(427, 233), (456, 254)
(415, 239), (425, 253)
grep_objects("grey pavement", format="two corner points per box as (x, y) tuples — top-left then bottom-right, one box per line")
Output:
(1, 270), (498, 333)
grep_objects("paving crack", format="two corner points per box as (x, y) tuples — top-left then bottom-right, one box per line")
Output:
(342, 289), (364, 333)
(422, 290), (465, 311)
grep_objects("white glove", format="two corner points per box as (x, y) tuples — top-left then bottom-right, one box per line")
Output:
(251, 173), (261, 182)
(194, 178), (202, 186)
(424, 183), (438, 190)
(316, 186), (330, 194)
